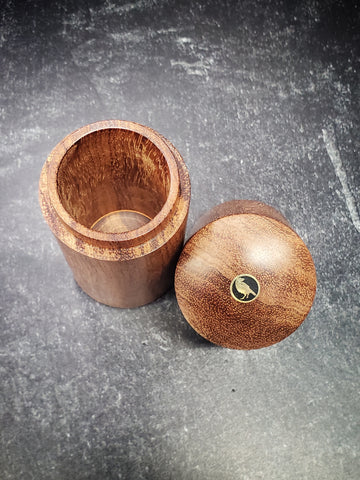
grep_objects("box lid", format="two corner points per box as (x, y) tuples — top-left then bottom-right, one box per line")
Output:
(174, 200), (317, 350)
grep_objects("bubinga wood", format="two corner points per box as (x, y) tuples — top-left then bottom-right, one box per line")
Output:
(175, 200), (316, 349)
(39, 120), (190, 308)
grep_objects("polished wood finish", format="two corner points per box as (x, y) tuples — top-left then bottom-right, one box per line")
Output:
(175, 200), (316, 349)
(39, 120), (190, 307)
(189, 199), (291, 236)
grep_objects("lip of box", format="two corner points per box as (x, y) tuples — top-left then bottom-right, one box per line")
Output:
(41, 120), (181, 245)
(39, 120), (191, 261)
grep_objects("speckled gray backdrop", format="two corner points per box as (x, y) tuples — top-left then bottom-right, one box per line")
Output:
(0, 1), (359, 479)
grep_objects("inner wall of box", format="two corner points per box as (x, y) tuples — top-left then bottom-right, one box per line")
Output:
(57, 129), (171, 233)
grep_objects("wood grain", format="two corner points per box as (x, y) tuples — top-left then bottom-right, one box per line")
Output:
(39, 120), (190, 307)
(175, 200), (316, 349)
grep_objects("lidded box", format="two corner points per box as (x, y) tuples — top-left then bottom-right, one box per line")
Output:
(39, 122), (316, 350)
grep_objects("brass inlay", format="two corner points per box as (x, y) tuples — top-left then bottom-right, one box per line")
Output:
(230, 274), (260, 303)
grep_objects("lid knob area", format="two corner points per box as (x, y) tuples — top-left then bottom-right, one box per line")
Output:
(174, 200), (317, 350)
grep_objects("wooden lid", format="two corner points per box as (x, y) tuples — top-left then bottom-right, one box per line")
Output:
(175, 201), (316, 350)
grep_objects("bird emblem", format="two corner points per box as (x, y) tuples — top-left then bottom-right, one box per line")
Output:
(235, 276), (257, 299)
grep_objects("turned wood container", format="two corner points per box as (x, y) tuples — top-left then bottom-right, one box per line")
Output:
(175, 200), (316, 349)
(39, 120), (190, 308)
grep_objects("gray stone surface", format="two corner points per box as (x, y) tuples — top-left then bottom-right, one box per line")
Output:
(0, 0), (359, 479)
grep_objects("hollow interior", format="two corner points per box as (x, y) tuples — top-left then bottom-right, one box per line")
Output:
(91, 210), (151, 234)
(57, 129), (171, 233)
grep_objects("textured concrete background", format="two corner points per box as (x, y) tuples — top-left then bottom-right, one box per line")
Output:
(0, 1), (359, 479)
